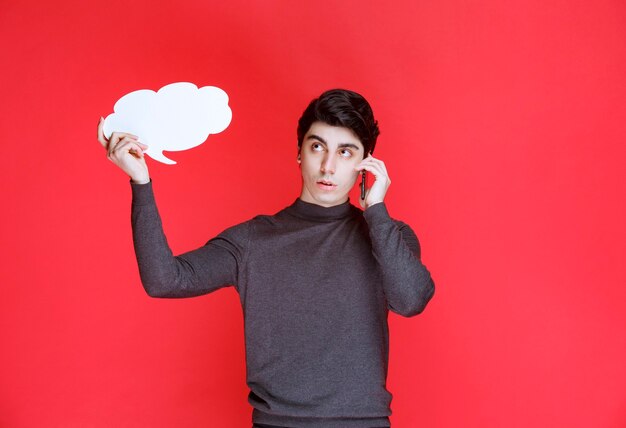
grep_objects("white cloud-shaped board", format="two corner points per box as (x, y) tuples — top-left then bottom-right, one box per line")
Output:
(103, 82), (232, 164)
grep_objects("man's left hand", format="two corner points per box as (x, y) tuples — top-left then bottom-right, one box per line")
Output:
(356, 155), (391, 209)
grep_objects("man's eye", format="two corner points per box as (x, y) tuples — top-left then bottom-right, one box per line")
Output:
(312, 143), (323, 151)
(340, 149), (352, 158)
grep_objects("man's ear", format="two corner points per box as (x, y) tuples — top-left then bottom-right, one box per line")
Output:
(297, 150), (301, 163)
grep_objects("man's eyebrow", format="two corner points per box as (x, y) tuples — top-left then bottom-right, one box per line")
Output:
(306, 134), (327, 144)
(338, 143), (361, 151)
(306, 134), (361, 151)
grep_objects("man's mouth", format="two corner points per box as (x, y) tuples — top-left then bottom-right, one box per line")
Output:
(316, 179), (337, 190)
(318, 179), (335, 185)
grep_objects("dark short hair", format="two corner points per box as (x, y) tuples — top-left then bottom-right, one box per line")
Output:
(297, 89), (380, 155)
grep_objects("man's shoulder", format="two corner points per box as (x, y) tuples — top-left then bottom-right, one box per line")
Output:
(219, 202), (294, 231)
(246, 203), (298, 228)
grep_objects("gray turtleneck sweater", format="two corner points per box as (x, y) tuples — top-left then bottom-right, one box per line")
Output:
(130, 181), (435, 427)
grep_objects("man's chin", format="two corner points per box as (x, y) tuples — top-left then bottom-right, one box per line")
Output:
(312, 193), (349, 207)
(300, 186), (350, 207)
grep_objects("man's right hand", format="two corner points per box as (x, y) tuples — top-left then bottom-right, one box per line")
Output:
(98, 117), (150, 184)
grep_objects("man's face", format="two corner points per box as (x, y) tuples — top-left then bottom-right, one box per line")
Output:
(298, 121), (365, 207)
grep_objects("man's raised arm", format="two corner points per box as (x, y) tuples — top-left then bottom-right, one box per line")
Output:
(98, 118), (245, 298)
(130, 181), (246, 297)
(364, 204), (435, 317)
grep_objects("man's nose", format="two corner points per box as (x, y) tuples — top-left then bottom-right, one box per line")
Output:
(321, 152), (336, 174)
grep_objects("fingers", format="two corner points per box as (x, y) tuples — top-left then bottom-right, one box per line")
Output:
(356, 154), (383, 169)
(108, 137), (145, 161)
(108, 132), (139, 151)
(107, 135), (131, 157)
(356, 155), (390, 181)
(97, 117), (140, 151)
(359, 161), (384, 177)
(97, 118), (107, 148)
(107, 132), (141, 156)
(125, 141), (146, 159)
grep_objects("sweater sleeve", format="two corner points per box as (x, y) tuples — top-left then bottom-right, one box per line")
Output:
(363, 202), (435, 317)
(130, 180), (248, 298)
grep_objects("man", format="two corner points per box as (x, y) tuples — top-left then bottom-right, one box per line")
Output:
(98, 89), (435, 427)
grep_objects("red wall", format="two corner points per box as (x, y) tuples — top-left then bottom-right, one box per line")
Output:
(1, 1), (625, 427)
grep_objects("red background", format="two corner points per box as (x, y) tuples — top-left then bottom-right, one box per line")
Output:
(1, 1), (625, 427)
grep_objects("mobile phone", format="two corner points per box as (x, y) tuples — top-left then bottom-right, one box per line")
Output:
(360, 171), (366, 200)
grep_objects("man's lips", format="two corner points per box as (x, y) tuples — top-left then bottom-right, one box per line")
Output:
(317, 179), (336, 185)
(316, 180), (337, 190)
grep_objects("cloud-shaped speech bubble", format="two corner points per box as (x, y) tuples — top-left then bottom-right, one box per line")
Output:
(103, 82), (232, 164)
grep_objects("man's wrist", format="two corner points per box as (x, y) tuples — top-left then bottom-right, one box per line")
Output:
(365, 200), (383, 210)
(130, 178), (154, 205)
(363, 201), (391, 225)
(131, 176), (150, 185)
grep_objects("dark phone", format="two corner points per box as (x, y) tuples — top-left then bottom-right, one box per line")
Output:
(360, 171), (366, 200)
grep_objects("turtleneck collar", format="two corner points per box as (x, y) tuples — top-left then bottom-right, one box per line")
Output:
(287, 198), (358, 222)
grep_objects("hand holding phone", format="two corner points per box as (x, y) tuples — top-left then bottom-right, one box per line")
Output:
(357, 154), (391, 209)
(360, 170), (367, 200)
